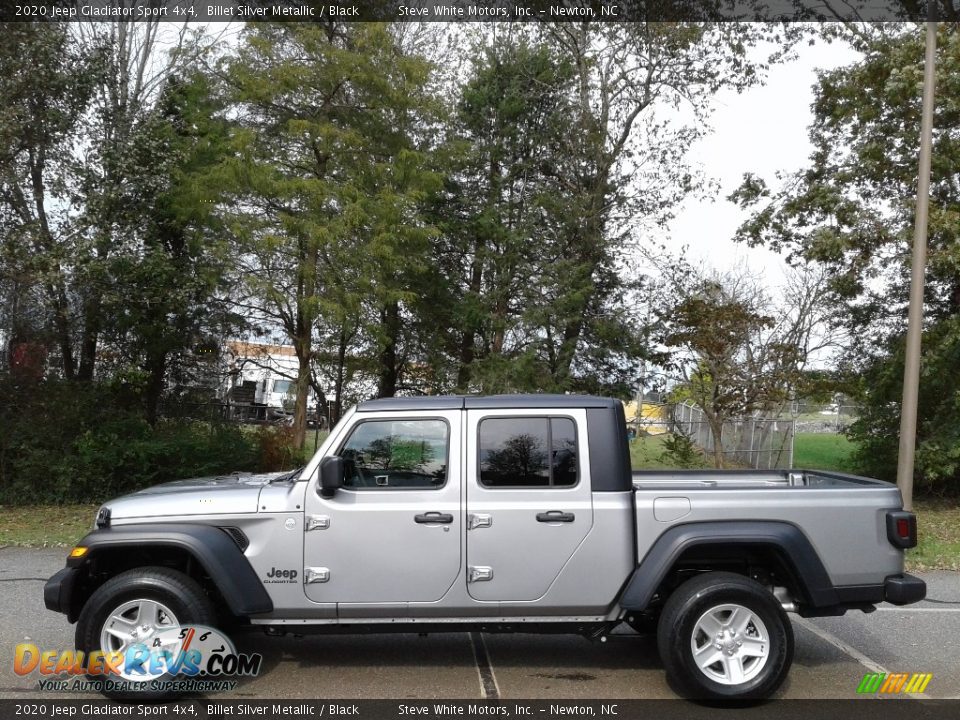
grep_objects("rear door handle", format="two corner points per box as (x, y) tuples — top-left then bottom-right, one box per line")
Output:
(536, 511), (575, 523)
(415, 512), (454, 524)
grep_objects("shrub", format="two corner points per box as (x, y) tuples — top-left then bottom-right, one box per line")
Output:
(0, 377), (266, 504)
(658, 432), (702, 469)
(251, 424), (307, 473)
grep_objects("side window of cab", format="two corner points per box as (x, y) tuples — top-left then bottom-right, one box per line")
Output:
(338, 419), (449, 489)
(478, 417), (578, 488)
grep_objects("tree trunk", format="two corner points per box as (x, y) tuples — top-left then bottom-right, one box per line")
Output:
(50, 288), (75, 380)
(457, 235), (485, 390)
(76, 295), (100, 381)
(292, 340), (311, 451)
(376, 301), (400, 398)
(333, 328), (348, 425)
(706, 415), (725, 469)
(552, 191), (606, 387)
(26, 149), (76, 379)
(456, 332), (475, 390)
(143, 348), (166, 426)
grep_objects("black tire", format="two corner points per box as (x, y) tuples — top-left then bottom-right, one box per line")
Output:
(76, 567), (216, 701)
(656, 571), (793, 701)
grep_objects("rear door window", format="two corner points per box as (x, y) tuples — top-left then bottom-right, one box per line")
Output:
(478, 417), (578, 488)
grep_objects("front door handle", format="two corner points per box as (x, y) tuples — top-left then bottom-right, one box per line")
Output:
(415, 512), (454, 524)
(536, 511), (575, 523)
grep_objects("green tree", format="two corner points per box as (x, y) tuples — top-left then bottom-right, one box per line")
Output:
(222, 23), (441, 447)
(429, 35), (581, 393)
(732, 25), (960, 489)
(661, 272), (787, 467)
(535, 23), (801, 389)
(0, 23), (96, 377)
(103, 71), (239, 423)
(653, 259), (834, 467)
(0, 22), (224, 384)
(71, 22), (220, 380)
(423, 24), (801, 396)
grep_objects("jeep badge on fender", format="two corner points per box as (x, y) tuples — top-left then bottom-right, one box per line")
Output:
(265, 567), (298, 582)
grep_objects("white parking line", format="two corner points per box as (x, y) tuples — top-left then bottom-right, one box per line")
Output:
(793, 617), (930, 699)
(794, 617), (888, 674)
(469, 632), (500, 699)
(874, 607), (960, 612)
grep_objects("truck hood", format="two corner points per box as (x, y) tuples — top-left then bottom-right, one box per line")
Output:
(102, 471), (291, 521)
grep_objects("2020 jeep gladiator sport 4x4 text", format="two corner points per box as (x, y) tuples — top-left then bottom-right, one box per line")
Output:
(45, 394), (926, 700)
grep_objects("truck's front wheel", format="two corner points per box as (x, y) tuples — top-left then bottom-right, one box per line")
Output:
(656, 572), (793, 700)
(75, 567), (217, 700)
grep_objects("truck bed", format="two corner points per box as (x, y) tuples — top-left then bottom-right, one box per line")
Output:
(630, 469), (905, 588)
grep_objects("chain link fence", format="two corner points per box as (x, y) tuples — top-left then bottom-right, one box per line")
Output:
(668, 401), (795, 470)
(159, 400), (332, 428)
(787, 401), (861, 434)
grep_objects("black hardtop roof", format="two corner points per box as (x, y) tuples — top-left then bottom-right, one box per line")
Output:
(356, 394), (620, 413)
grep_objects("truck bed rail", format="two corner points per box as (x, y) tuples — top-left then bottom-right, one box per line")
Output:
(631, 469), (893, 490)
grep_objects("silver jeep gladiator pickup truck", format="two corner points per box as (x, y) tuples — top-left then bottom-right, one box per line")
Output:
(45, 394), (925, 700)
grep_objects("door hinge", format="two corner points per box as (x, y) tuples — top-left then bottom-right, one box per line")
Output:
(468, 566), (493, 583)
(468, 513), (492, 530)
(305, 515), (330, 531)
(305, 567), (330, 584)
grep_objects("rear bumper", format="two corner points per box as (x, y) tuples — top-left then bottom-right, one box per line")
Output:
(884, 573), (926, 605)
(824, 572), (926, 614)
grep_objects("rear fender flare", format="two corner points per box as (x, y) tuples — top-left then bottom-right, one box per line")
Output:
(618, 521), (838, 611)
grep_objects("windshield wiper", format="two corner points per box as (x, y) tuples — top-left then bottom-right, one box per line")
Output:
(272, 466), (304, 483)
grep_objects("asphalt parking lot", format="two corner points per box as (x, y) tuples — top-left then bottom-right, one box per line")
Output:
(3, 547), (959, 701)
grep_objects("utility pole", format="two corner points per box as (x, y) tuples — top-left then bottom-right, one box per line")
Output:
(636, 360), (646, 437)
(897, 15), (937, 511)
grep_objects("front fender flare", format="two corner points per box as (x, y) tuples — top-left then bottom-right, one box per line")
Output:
(68, 523), (273, 616)
(619, 520), (839, 611)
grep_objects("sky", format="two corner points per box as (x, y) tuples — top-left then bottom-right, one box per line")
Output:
(667, 36), (862, 288)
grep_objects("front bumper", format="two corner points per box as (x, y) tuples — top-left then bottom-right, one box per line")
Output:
(884, 573), (926, 605)
(44, 566), (80, 618)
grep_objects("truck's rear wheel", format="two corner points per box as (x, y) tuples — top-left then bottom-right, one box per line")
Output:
(656, 572), (793, 700)
(75, 567), (216, 700)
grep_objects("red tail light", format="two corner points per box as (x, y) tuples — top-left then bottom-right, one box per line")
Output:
(887, 511), (917, 549)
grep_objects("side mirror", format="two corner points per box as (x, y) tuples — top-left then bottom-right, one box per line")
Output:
(319, 456), (344, 498)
